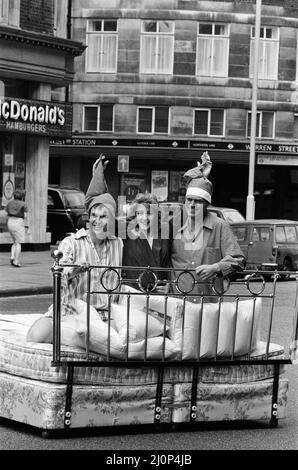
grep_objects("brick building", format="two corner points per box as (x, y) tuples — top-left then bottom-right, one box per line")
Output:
(0, 0), (84, 248)
(49, 0), (298, 220)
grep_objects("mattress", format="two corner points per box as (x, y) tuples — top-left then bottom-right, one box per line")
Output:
(0, 314), (287, 386)
(0, 370), (288, 430)
(172, 378), (289, 423)
(0, 371), (172, 430)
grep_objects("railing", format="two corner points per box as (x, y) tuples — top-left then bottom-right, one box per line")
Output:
(50, 251), (297, 367)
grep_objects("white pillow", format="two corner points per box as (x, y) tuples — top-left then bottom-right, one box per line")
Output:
(127, 336), (180, 360)
(119, 284), (181, 326)
(77, 320), (126, 359)
(56, 299), (125, 359)
(111, 302), (166, 343)
(73, 299), (178, 360)
(233, 297), (262, 355)
(60, 315), (86, 350)
(168, 298), (262, 359)
(168, 300), (219, 359)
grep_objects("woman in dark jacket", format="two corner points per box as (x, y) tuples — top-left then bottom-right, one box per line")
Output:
(85, 156), (173, 291)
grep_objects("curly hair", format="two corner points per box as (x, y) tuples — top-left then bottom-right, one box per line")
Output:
(126, 192), (159, 221)
(13, 189), (25, 201)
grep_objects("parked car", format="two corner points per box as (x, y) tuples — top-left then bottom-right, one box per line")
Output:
(207, 206), (245, 224)
(230, 219), (298, 280)
(158, 202), (245, 226)
(47, 185), (88, 244)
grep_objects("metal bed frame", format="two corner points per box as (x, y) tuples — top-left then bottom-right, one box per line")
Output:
(50, 251), (296, 432)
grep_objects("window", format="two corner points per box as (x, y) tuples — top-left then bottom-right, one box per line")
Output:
(251, 226), (271, 242)
(294, 114), (298, 140)
(259, 227), (270, 241)
(249, 26), (279, 80)
(196, 23), (229, 77)
(284, 226), (298, 243)
(140, 20), (174, 74)
(252, 228), (260, 242)
(53, 0), (68, 37)
(247, 111), (275, 139)
(275, 226), (286, 243)
(86, 20), (118, 73)
(232, 227), (247, 242)
(0, 0), (8, 23)
(137, 107), (169, 134)
(83, 105), (114, 132)
(47, 195), (55, 209)
(194, 109), (225, 136)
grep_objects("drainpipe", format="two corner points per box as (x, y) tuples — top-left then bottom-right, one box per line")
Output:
(67, 0), (72, 40)
(65, 0), (73, 103)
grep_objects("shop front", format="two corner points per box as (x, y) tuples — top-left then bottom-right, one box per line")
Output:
(0, 24), (85, 250)
(0, 83), (73, 249)
(49, 137), (298, 221)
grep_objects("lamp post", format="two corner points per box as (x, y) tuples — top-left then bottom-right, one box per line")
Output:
(246, 0), (262, 220)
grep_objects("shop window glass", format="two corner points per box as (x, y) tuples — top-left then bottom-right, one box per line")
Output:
(250, 26), (279, 80)
(196, 23), (229, 77)
(194, 109), (225, 136)
(140, 20), (174, 74)
(86, 20), (118, 73)
(83, 105), (114, 132)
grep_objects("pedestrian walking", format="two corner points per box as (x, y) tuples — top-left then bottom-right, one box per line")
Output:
(5, 189), (28, 268)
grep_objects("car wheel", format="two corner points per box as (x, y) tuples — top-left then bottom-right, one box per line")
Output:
(280, 258), (292, 281)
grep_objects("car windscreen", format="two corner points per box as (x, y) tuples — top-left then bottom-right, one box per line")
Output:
(222, 210), (245, 223)
(63, 192), (85, 209)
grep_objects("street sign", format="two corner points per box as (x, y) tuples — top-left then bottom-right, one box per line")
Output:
(117, 155), (129, 172)
(257, 154), (298, 166)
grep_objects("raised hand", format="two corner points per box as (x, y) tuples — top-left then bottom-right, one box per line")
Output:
(92, 153), (109, 176)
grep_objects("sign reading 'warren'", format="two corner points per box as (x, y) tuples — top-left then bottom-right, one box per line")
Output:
(0, 97), (72, 137)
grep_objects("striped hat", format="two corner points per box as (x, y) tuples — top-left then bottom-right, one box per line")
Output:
(186, 177), (213, 203)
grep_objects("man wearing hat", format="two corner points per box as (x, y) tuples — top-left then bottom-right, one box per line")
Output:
(170, 154), (245, 301)
(27, 191), (123, 343)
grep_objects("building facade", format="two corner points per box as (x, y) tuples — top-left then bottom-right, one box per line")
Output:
(50, 0), (298, 219)
(0, 0), (84, 248)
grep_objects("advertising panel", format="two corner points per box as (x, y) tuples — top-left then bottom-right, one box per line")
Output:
(0, 97), (73, 137)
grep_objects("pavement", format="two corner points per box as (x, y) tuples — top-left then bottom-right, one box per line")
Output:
(0, 249), (55, 297)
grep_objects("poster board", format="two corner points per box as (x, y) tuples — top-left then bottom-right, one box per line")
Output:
(151, 170), (168, 202)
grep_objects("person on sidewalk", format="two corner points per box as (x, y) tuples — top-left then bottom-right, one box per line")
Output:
(26, 192), (123, 343)
(170, 156), (246, 301)
(5, 189), (28, 268)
